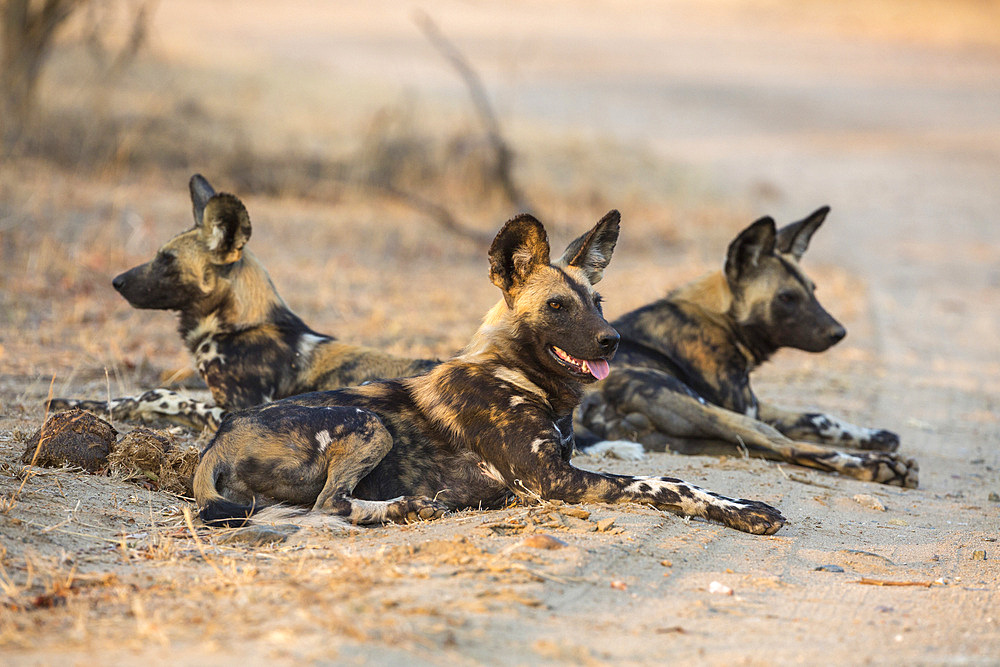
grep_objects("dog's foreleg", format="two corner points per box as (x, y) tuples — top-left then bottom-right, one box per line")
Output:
(519, 461), (786, 535)
(644, 395), (918, 487)
(757, 402), (900, 452)
(49, 389), (224, 431)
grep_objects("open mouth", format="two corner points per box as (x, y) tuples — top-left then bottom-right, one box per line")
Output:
(550, 346), (611, 380)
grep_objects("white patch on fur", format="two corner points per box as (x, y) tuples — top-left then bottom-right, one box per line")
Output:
(296, 333), (329, 361)
(493, 367), (547, 402)
(478, 460), (507, 484)
(810, 414), (875, 442)
(185, 314), (223, 347)
(206, 222), (226, 252)
(580, 440), (646, 461)
(347, 496), (404, 524)
(315, 429), (332, 453)
(624, 476), (747, 510)
(552, 421), (572, 447)
(530, 438), (548, 454)
(195, 338), (225, 370)
(509, 395), (527, 408)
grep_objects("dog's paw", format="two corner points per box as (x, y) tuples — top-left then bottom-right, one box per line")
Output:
(857, 451), (919, 488)
(388, 496), (449, 524)
(580, 440), (646, 461)
(726, 499), (787, 535)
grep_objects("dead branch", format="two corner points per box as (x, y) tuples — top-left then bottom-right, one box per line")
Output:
(371, 182), (493, 246)
(413, 9), (533, 215)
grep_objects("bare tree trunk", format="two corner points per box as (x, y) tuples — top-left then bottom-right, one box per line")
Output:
(0, 0), (79, 144)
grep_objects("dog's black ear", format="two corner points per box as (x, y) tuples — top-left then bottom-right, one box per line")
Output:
(200, 193), (252, 264)
(776, 206), (829, 260)
(558, 209), (620, 285)
(190, 174), (217, 226)
(489, 214), (551, 307)
(725, 216), (776, 285)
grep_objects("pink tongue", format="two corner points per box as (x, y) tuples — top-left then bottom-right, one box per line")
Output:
(585, 359), (611, 380)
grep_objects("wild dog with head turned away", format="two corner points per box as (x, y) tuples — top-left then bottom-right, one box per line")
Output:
(577, 207), (918, 487)
(48, 174), (437, 431)
(195, 211), (787, 535)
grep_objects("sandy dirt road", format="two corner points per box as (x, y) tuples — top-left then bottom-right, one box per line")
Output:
(2, 1), (999, 664)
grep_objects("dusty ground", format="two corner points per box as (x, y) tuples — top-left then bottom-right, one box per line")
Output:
(2, 1), (999, 664)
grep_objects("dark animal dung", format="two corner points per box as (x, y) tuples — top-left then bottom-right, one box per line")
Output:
(22, 409), (117, 473)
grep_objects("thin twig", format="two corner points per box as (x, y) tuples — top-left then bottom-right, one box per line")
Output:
(11, 375), (58, 504)
(855, 578), (942, 587)
(371, 182), (491, 246)
(182, 507), (224, 577)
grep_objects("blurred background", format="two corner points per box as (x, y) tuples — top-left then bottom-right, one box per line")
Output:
(1, 1), (998, 446)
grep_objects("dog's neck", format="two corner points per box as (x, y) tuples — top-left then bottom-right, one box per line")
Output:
(459, 299), (584, 416)
(670, 271), (776, 366)
(180, 251), (316, 351)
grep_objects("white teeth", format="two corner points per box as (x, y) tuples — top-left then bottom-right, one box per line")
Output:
(553, 346), (584, 370)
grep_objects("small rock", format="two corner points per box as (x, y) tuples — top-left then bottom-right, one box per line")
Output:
(708, 581), (733, 595)
(814, 564), (845, 573)
(971, 550), (987, 561)
(521, 534), (567, 550)
(660, 560), (673, 568)
(853, 494), (886, 511)
(987, 492), (999, 502)
(595, 518), (616, 532)
(610, 580), (627, 591)
(558, 506), (591, 520)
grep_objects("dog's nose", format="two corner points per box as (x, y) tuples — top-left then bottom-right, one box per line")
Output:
(828, 325), (846, 344)
(597, 332), (620, 356)
(112, 273), (126, 292)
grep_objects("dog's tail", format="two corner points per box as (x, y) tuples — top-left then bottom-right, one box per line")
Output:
(193, 448), (256, 527)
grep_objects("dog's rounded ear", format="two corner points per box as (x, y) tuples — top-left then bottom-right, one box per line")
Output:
(558, 209), (620, 285)
(489, 214), (550, 307)
(200, 194), (252, 264)
(189, 174), (217, 227)
(776, 206), (829, 260)
(725, 216), (776, 285)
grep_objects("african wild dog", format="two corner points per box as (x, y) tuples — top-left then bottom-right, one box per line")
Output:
(194, 211), (787, 535)
(577, 207), (919, 487)
(48, 174), (437, 430)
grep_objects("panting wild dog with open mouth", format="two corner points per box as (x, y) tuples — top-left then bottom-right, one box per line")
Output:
(48, 175), (437, 431)
(577, 207), (919, 488)
(195, 211), (787, 535)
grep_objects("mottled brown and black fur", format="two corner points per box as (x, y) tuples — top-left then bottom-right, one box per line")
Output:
(577, 207), (919, 487)
(49, 175), (436, 430)
(195, 212), (787, 535)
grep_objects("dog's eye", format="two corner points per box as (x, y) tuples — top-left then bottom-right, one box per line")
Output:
(778, 290), (799, 305)
(548, 300), (563, 311)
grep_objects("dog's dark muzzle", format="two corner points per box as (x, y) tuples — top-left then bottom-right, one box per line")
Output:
(597, 331), (620, 358)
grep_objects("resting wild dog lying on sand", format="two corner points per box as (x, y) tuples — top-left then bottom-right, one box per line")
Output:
(195, 211), (787, 535)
